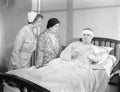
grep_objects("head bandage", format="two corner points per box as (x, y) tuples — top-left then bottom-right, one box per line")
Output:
(82, 30), (94, 37)
(27, 11), (37, 22)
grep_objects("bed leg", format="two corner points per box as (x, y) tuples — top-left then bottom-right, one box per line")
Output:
(0, 79), (3, 92)
(118, 76), (120, 92)
(19, 86), (24, 92)
(27, 88), (32, 92)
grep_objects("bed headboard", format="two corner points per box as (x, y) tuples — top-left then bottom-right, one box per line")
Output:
(91, 37), (120, 61)
(80, 37), (120, 73)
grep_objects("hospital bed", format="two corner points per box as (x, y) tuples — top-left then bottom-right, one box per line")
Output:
(0, 37), (120, 92)
(89, 37), (120, 91)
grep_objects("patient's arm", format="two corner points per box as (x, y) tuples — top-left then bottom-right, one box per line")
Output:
(60, 42), (81, 61)
(88, 53), (100, 64)
(91, 54), (117, 76)
(60, 46), (72, 61)
(89, 53), (106, 69)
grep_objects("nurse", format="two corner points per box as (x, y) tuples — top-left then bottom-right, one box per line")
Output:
(11, 11), (43, 70)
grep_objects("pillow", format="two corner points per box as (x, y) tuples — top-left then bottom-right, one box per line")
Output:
(95, 46), (113, 64)
(97, 46), (113, 54)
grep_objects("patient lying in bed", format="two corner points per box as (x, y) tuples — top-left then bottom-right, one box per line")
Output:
(7, 28), (117, 92)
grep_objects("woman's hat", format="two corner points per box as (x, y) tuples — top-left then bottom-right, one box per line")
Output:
(27, 11), (37, 22)
(47, 18), (60, 29)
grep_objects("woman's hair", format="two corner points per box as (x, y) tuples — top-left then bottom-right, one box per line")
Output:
(28, 14), (43, 24)
(46, 18), (60, 29)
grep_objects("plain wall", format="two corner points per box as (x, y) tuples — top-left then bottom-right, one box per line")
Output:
(73, 7), (120, 40)
(40, 0), (120, 44)
(0, 8), (5, 71)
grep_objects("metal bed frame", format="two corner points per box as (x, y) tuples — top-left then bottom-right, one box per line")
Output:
(0, 37), (120, 92)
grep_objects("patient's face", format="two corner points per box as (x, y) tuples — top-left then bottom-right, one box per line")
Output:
(82, 30), (93, 43)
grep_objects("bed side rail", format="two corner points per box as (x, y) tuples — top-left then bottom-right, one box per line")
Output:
(0, 73), (50, 92)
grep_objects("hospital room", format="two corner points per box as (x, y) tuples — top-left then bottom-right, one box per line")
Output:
(0, 0), (120, 92)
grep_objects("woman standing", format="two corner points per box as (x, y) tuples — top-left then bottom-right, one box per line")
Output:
(11, 11), (43, 70)
(36, 18), (61, 68)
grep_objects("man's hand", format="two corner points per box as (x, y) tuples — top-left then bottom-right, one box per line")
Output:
(72, 51), (79, 59)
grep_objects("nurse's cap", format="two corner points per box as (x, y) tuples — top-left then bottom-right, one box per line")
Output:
(27, 11), (37, 22)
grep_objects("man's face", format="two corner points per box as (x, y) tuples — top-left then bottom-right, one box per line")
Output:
(82, 30), (93, 43)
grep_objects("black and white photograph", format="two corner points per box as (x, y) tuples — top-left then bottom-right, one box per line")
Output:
(0, 0), (120, 92)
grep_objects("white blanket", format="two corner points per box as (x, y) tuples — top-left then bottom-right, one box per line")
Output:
(7, 57), (115, 92)
(6, 42), (117, 92)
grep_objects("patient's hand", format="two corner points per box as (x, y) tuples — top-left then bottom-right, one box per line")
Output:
(71, 51), (79, 60)
(88, 54), (99, 64)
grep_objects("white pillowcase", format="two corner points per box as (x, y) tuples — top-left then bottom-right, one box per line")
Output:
(96, 46), (113, 64)
(97, 46), (113, 54)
